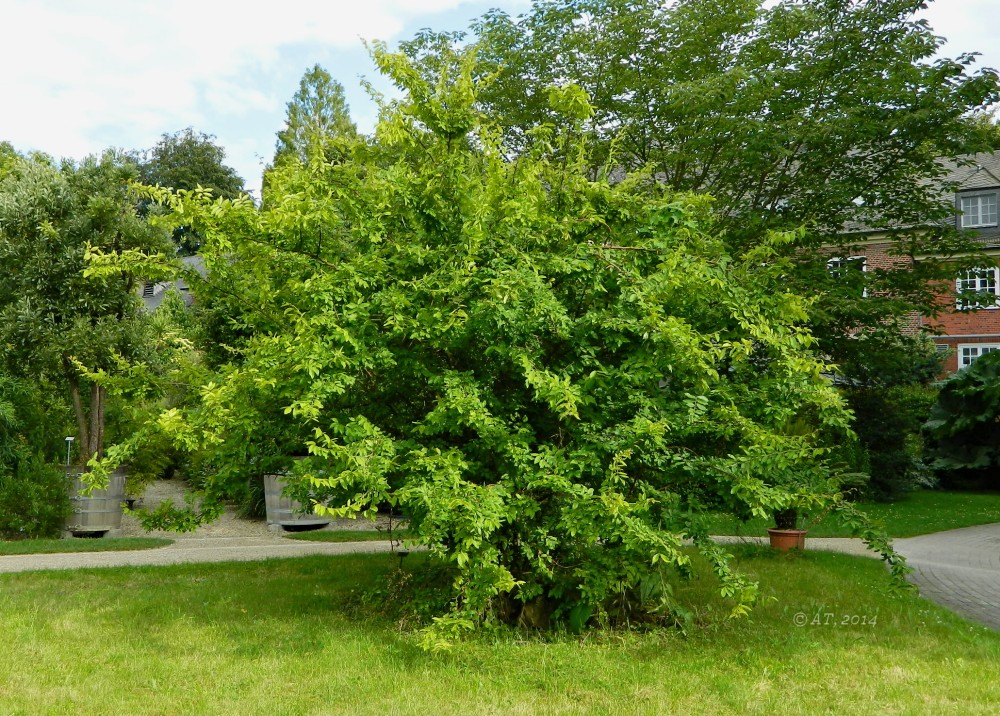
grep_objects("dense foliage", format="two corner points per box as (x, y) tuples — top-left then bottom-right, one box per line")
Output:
(109, 47), (904, 645)
(137, 128), (244, 200)
(0, 152), (169, 463)
(136, 128), (245, 254)
(463, 0), (1000, 381)
(0, 455), (68, 539)
(842, 385), (938, 501)
(0, 376), (70, 538)
(924, 351), (1000, 487)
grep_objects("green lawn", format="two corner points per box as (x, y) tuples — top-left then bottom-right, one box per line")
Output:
(0, 550), (998, 714)
(284, 529), (412, 543)
(0, 537), (173, 556)
(707, 489), (1000, 538)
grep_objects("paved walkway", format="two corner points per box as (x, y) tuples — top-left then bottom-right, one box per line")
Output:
(709, 535), (875, 557)
(895, 523), (1000, 631)
(0, 533), (870, 574)
(4, 528), (1000, 633)
(0, 536), (398, 573)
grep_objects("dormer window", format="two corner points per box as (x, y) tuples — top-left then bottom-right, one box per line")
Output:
(959, 192), (998, 228)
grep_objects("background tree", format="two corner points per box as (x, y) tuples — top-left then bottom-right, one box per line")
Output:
(137, 128), (245, 254)
(272, 64), (358, 168)
(0, 152), (170, 464)
(468, 0), (1000, 382)
(0, 374), (71, 538)
(0, 141), (19, 178)
(964, 111), (1000, 150)
(924, 350), (1000, 488)
(130, 46), (901, 645)
(138, 128), (244, 199)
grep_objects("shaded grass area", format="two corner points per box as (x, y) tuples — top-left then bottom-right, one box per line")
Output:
(707, 490), (1000, 538)
(1, 549), (998, 714)
(0, 537), (173, 556)
(284, 529), (412, 543)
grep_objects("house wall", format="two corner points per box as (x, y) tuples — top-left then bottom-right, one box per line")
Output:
(831, 152), (1000, 375)
(830, 238), (1000, 374)
(928, 336), (1000, 374)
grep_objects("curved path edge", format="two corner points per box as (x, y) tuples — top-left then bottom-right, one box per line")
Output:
(0, 537), (400, 573)
(8, 529), (1000, 635)
(895, 523), (1000, 631)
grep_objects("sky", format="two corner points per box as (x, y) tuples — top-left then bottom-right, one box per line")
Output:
(0, 0), (996, 199)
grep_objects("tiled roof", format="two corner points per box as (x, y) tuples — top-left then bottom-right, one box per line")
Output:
(939, 152), (1000, 190)
(843, 151), (1000, 239)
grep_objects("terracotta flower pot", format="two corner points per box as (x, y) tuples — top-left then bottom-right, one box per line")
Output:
(767, 528), (807, 551)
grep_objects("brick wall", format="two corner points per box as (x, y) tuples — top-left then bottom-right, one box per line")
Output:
(829, 239), (1000, 373)
(916, 249), (1000, 373)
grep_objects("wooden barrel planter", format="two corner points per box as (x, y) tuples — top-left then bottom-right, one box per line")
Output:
(263, 473), (331, 532)
(65, 467), (126, 538)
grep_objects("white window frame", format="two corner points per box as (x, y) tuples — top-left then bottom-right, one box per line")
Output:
(959, 191), (999, 229)
(958, 343), (1000, 370)
(956, 266), (1000, 310)
(826, 255), (867, 297)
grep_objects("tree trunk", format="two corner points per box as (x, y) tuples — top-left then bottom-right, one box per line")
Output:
(88, 382), (106, 461)
(66, 367), (91, 463)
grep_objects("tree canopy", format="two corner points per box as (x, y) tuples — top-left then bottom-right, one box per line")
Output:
(925, 351), (1000, 479)
(273, 64), (357, 168)
(122, 45), (900, 645)
(138, 128), (244, 200)
(136, 128), (245, 254)
(472, 0), (999, 240)
(462, 0), (1000, 383)
(0, 152), (169, 463)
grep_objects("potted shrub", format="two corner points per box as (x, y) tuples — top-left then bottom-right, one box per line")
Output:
(766, 506), (807, 551)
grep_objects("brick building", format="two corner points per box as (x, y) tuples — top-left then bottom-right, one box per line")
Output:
(838, 152), (1000, 374)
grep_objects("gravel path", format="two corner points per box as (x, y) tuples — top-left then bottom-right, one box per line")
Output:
(0, 535), (869, 574)
(709, 534), (876, 557)
(119, 478), (401, 541)
(0, 478), (406, 574)
(0, 479), (884, 574)
(0, 537), (399, 573)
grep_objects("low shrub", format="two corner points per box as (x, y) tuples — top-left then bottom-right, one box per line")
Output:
(0, 450), (69, 539)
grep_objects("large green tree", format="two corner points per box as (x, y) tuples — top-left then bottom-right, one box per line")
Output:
(137, 128), (245, 254)
(272, 64), (358, 168)
(138, 128), (244, 200)
(125, 46), (899, 644)
(924, 351), (1000, 484)
(464, 0), (1000, 382)
(0, 152), (169, 463)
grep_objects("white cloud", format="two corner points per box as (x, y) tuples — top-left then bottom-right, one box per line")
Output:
(921, 0), (1000, 72)
(0, 0), (987, 199)
(0, 0), (524, 196)
(0, 0), (498, 184)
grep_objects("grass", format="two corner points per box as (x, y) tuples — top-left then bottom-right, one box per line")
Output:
(0, 549), (998, 714)
(284, 529), (412, 543)
(706, 489), (1000, 538)
(0, 537), (173, 556)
